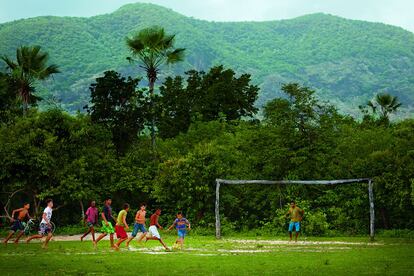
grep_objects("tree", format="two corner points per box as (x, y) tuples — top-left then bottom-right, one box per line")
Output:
(86, 71), (147, 155)
(1, 46), (60, 113)
(157, 66), (259, 138)
(126, 26), (185, 148)
(360, 93), (402, 125)
(0, 72), (21, 123)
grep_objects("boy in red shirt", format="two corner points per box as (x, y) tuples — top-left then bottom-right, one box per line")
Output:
(147, 209), (169, 251)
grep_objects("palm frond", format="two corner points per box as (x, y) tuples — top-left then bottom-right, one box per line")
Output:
(166, 48), (185, 64)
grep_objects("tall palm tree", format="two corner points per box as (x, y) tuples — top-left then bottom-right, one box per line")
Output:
(1, 45), (60, 114)
(370, 93), (402, 122)
(375, 93), (402, 118)
(126, 26), (185, 148)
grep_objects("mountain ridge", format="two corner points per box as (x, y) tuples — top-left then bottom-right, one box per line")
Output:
(1, 3), (413, 117)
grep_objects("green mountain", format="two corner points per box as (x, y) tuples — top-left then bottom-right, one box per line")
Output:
(1, 3), (413, 117)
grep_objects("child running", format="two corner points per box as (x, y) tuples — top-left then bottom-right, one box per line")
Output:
(26, 199), (54, 249)
(126, 203), (147, 247)
(147, 209), (170, 251)
(3, 203), (32, 244)
(114, 203), (130, 250)
(80, 201), (99, 242)
(94, 198), (116, 248)
(168, 212), (191, 250)
(285, 200), (305, 242)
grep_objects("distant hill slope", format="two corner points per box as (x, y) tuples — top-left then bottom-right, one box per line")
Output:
(1, 3), (413, 117)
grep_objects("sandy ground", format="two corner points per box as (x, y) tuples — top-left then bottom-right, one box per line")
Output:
(3, 235), (381, 245)
(225, 239), (382, 246)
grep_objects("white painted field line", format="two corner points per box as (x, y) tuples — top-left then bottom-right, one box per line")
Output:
(225, 239), (382, 246)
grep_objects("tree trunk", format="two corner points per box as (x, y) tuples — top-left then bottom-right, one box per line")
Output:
(80, 200), (85, 223)
(147, 69), (157, 150)
(380, 207), (389, 229)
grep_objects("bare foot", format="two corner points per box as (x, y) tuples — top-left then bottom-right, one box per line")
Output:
(93, 241), (97, 248)
(113, 244), (120, 251)
(125, 241), (130, 247)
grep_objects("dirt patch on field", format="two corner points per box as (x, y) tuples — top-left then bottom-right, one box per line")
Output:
(226, 239), (381, 246)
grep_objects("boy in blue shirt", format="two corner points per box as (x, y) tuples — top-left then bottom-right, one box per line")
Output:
(168, 212), (190, 250)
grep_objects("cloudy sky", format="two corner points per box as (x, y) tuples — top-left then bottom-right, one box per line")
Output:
(1, 0), (413, 32)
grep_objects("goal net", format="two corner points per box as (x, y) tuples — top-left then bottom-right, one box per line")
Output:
(214, 178), (374, 240)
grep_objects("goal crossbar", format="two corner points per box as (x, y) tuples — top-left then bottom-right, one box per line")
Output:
(215, 178), (374, 240)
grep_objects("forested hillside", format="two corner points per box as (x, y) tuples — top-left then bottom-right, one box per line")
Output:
(1, 3), (413, 116)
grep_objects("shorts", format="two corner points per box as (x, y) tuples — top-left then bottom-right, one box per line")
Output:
(86, 221), (95, 228)
(288, 222), (301, 232)
(39, 223), (52, 236)
(177, 229), (187, 239)
(10, 219), (24, 232)
(148, 225), (161, 239)
(131, 223), (147, 237)
(115, 225), (127, 239)
(101, 221), (115, 234)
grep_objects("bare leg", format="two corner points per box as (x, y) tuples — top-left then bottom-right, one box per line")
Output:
(114, 237), (127, 250)
(94, 233), (107, 247)
(80, 229), (91, 241)
(26, 234), (43, 243)
(295, 232), (300, 242)
(3, 232), (15, 244)
(179, 237), (184, 249)
(109, 233), (114, 248)
(157, 238), (169, 251)
(289, 232), (292, 241)
(137, 232), (147, 243)
(14, 231), (25, 243)
(125, 235), (135, 247)
(91, 228), (95, 242)
(42, 233), (52, 249)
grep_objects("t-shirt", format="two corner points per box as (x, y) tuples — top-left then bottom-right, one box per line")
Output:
(150, 214), (159, 226)
(85, 207), (98, 224)
(103, 205), (114, 224)
(117, 209), (127, 227)
(135, 210), (146, 224)
(41, 206), (52, 224)
(288, 207), (304, 222)
(174, 218), (189, 230)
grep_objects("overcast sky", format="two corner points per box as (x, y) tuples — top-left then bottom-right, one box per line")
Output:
(1, 0), (413, 32)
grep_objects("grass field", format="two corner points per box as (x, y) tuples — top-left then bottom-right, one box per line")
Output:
(0, 234), (413, 275)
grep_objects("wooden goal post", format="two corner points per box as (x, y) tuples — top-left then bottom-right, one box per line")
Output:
(215, 178), (374, 241)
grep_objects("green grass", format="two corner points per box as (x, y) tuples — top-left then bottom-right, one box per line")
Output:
(0, 234), (413, 275)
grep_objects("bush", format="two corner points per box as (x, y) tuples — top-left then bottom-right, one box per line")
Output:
(303, 210), (329, 236)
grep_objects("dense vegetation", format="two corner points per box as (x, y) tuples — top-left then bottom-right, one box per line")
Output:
(0, 3), (413, 117)
(1, 50), (413, 236)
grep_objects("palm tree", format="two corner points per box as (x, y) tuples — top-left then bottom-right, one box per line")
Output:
(1, 45), (60, 114)
(360, 93), (402, 124)
(126, 26), (185, 148)
(375, 93), (402, 118)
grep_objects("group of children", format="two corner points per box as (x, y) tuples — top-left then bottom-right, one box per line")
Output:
(3, 198), (303, 248)
(3, 199), (54, 248)
(82, 198), (191, 251)
(3, 197), (191, 251)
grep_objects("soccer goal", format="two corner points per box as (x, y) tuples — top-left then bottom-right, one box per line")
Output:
(214, 178), (374, 240)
